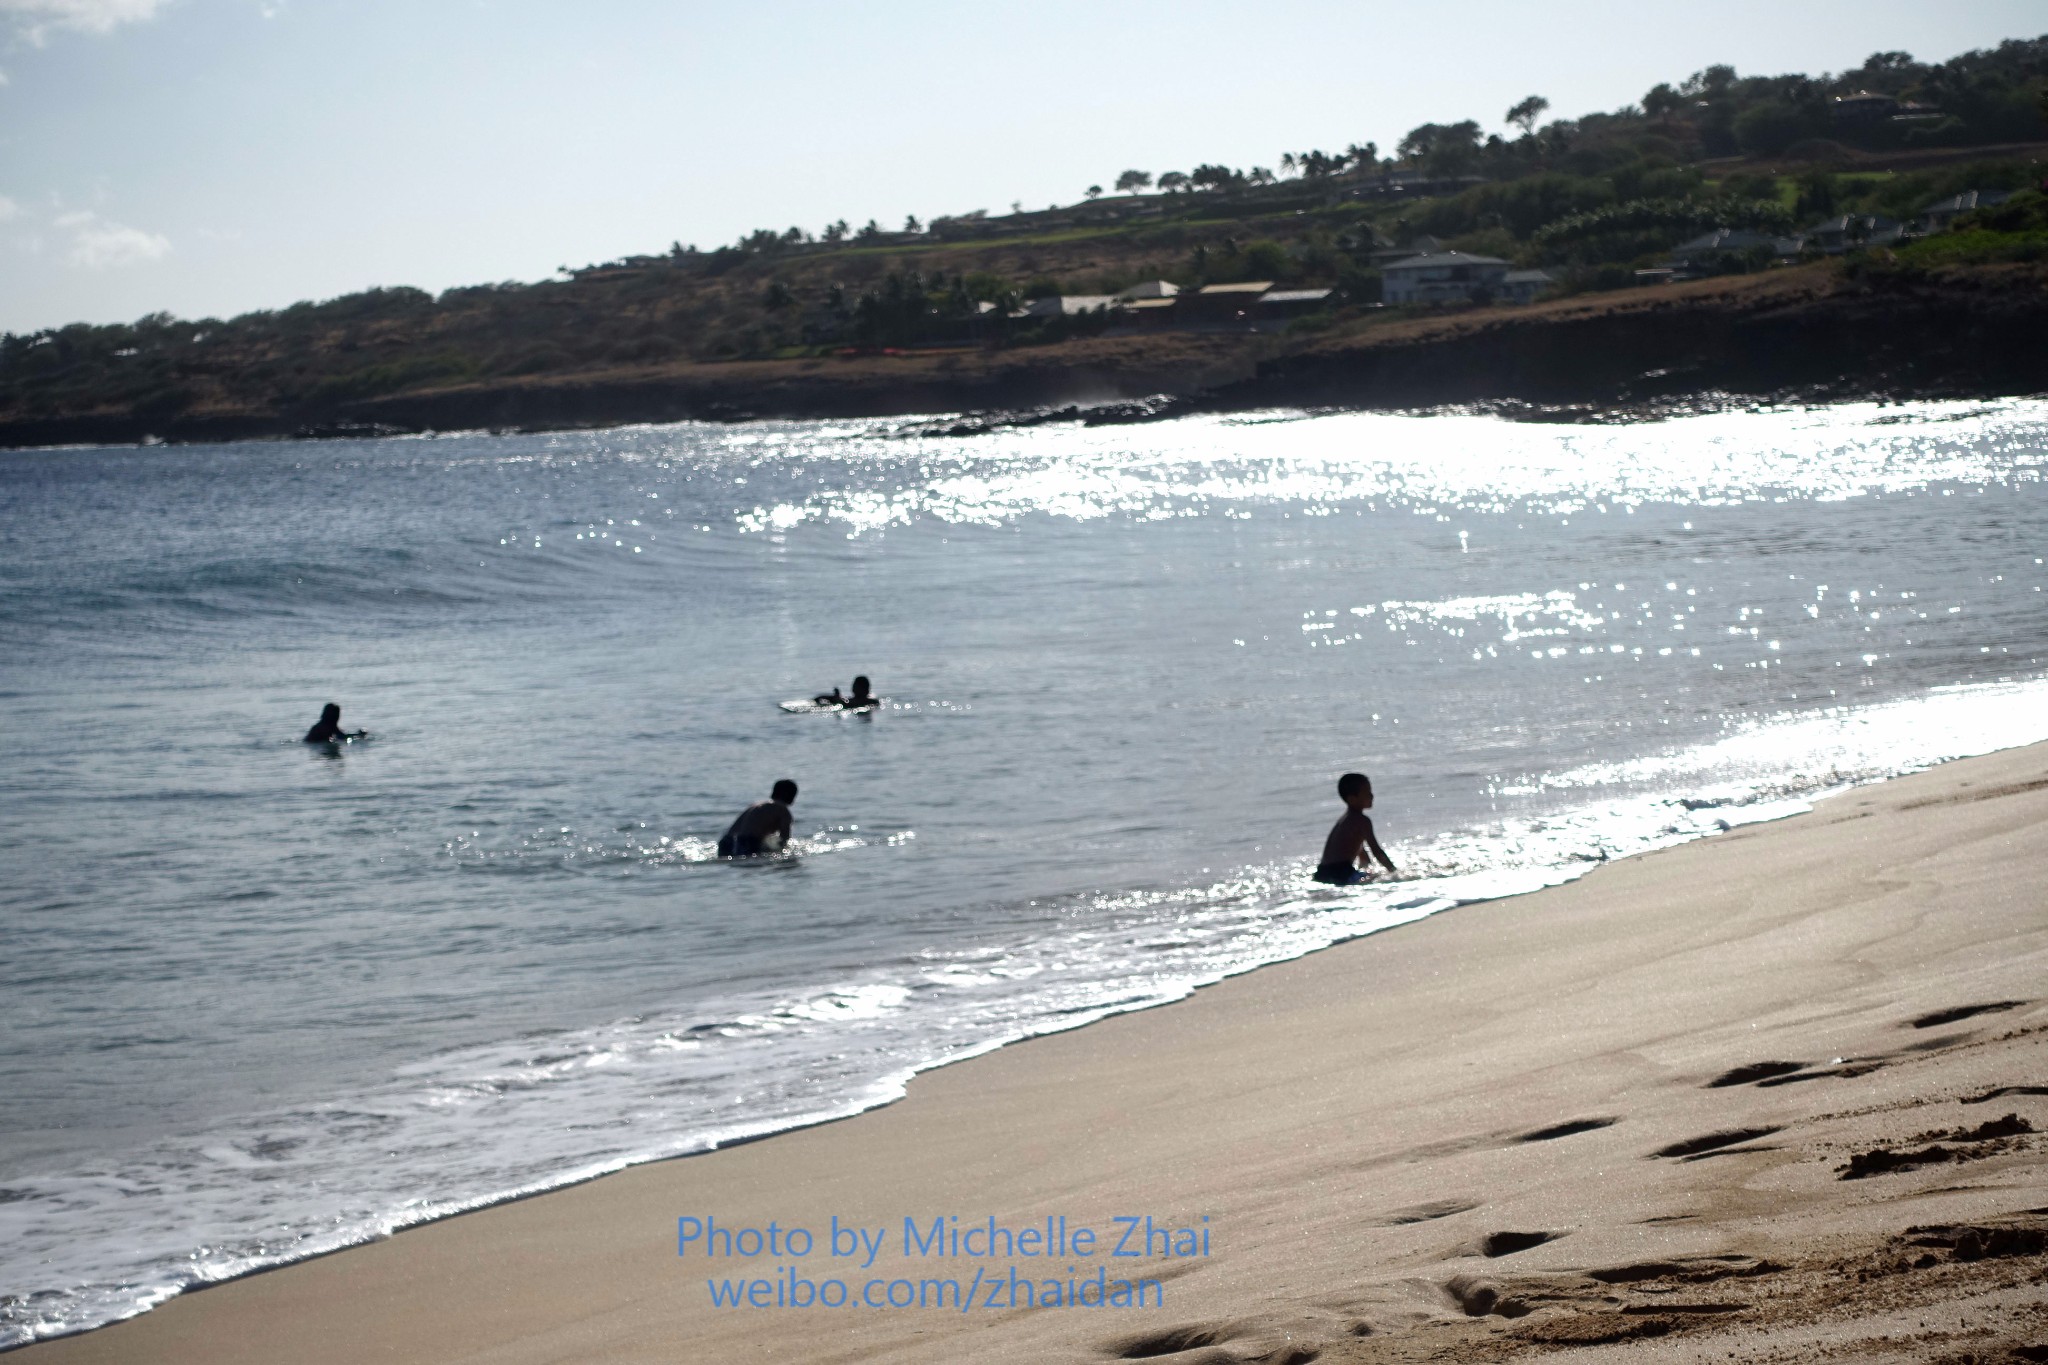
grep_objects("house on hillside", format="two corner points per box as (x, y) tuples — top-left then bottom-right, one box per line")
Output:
(1806, 213), (1903, 254)
(1379, 251), (1508, 305)
(1918, 190), (2012, 233)
(1257, 288), (1334, 322)
(1020, 295), (1118, 319)
(1371, 235), (1443, 267)
(1115, 280), (1180, 300)
(1665, 228), (1802, 279)
(1118, 297), (1181, 329)
(1500, 269), (1556, 305)
(1831, 91), (1900, 126)
(1178, 281), (1273, 327)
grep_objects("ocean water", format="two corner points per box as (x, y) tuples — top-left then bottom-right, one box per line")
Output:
(2, 399), (2046, 1345)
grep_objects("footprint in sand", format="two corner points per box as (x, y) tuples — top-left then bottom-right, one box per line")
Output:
(1907, 1000), (2027, 1029)
(1705, 1060), (1806, 1087)
(1650, 1126), (1783, 1159)
(1457, 1229), (1564, 1258)
(1517, 1116), (1620, 1142)
(1374, 1198), (1479, 1226)
(1107, 1324), (1230, 1359)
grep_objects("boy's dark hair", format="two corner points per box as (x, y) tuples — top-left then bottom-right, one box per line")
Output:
(1337, 772), (1370, 800)
(772, 779), (798, 803)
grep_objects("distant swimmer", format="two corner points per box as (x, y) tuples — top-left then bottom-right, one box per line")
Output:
(1313, 772), (1396, 885)
(810, 675), (877, 710)
(717, 779), (797, 858)
(303, 703), (366, 744)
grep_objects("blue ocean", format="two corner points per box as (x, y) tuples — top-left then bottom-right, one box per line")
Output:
(3, 400), (2046, 1346)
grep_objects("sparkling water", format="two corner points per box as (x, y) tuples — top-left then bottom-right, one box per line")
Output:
(3, 399), (2045, 1345)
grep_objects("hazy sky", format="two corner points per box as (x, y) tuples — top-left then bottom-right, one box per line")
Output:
(1, 0), (2040, 333)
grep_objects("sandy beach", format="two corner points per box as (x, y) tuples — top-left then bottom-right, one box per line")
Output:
(23, 741), (2048, 1365)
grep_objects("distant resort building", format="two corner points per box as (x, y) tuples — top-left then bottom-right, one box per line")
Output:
(1806, 213), (1903, 254)
(1179, 281), (1273, 326)
(1120, 297), (1181, 327)
(1020, 294), (1118, 319)
(1257, 288), (1336, 320)
(1830, 91), (1944, 129)
(1665, 228), (1804, 278)
(1500, 269), (1557, 304)
(1380, 251), (1509, 305)
(1646, 186), (2011, 280)
(1918, 189), (2010, 232)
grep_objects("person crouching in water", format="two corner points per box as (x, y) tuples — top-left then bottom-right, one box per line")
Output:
(1313, 772), (1396, 885)
(303, 703), (365, 743)
(718, 779), (797, 858)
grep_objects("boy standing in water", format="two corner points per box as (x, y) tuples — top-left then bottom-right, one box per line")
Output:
(718, 779), (798, 858)
(1313, 772), (1396, 885)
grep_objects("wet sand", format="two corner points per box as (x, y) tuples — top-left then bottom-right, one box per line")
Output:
(24, 743), (2048, 1364)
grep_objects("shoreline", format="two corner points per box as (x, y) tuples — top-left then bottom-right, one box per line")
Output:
(0, 707), (1990, 1349)
(15, 735), (2048, 1362)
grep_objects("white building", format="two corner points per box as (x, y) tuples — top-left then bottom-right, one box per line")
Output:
(1020, 294), (1118, 319)
(1380, 251), (1509, 305)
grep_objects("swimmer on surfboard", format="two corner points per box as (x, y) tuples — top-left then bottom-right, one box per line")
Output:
(812, 676), (877, 710)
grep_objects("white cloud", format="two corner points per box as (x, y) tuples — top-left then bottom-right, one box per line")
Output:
(0, 0), (166, 45)
(0, 195), (20, 221)
(55, 208), (169, 267)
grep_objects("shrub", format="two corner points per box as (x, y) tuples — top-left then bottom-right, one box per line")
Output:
(1895, 227), (2048, 267)
(1242, 239), (1290, 279)
(1734, 100), (1820, 155)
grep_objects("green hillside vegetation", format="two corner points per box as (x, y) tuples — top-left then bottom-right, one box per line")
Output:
(1884, 186), (2048, 265)
(4, 37), (2046, 428)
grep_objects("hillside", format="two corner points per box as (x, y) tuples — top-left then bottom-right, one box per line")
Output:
(4, 36), (2046, 446)
(5, 259), (2043, 449)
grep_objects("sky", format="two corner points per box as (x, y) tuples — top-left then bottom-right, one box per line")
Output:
(0, 0), (2041, 334)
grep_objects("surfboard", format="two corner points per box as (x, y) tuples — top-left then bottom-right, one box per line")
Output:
(778, 699), (881, 714)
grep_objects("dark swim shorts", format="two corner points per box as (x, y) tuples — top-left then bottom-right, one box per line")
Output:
(1312, 864), (1364, 886)
(718, 834), (765, 858)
